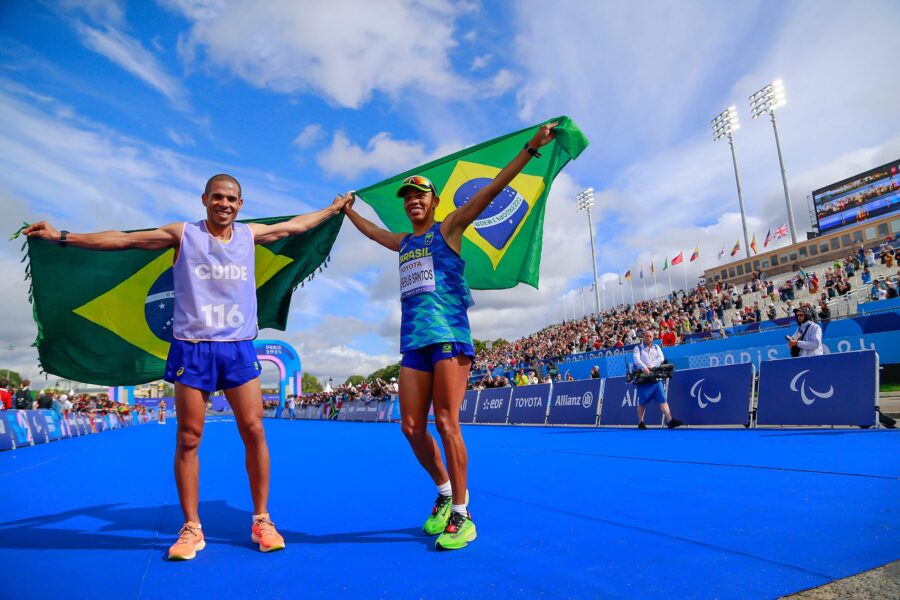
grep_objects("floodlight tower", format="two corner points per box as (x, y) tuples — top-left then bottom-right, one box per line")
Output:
(750, 79), (797, 244)
(712, 106), (750, 259)
(576, 187), (601, 315)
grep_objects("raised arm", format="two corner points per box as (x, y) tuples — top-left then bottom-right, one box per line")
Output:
(23, 221), (182, 250)
(247, 195), (348, 245)
(441, 122), (557, 245)
(342, 194), (407, 252)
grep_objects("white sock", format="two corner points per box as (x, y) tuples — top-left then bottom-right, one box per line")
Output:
(437, 480), (452, 497)
(451, 503), (468, 517)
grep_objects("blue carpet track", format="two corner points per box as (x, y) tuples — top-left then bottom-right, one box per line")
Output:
(1, 418), (898, 599)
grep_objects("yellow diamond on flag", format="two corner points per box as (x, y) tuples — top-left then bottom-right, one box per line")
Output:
(73, 250), (175, 361)
(435, 161), (545, 269)
(255, 245), (294, 288)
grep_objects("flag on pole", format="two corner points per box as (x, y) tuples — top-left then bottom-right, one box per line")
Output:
(730, 239), (740, 256)
(750, 234), (758, 254)
(650, 261), (655, 274)
(718, 245), (725, 260)
(639, 266), (643, 279)
(618, 274), (623, 285)
(764, 228), (772, 247)
(671, 251), (684, 265)
(663, 257), (669, 271)
(356, 116), (589, 290)
(18, 215), (343, 385)
(774, 224), (789, 239)
(690, 246), (700, 262)
(625, 270), (632, 281)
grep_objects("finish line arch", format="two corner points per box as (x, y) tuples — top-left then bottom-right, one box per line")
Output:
(254, 339), (302, 409)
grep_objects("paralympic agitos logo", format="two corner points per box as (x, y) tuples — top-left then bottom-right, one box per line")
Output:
(789, 370), (834, 406)
(689, 378), (722, 409)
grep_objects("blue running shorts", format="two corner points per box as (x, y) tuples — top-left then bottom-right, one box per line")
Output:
(164, 339), (261, 392)
(401, 342), (475, 373)
(637, 381), (667, 406)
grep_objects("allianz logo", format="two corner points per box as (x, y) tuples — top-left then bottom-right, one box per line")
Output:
(621, 389), (638, 408)
(789, 370), (834, 406)
(514, 396), (544, 408)
(690, 378), (722, 409)
(556, 392), (593, 409)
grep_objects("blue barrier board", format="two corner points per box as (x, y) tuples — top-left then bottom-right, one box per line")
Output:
(475, 387), (512, 424)
(600, 377), (662, 426)
(666, 363), (754, 426)
(459, 390), (478, 424)
(757, 351), (877, 426)
(507, 384), (551, 424)
(548, 379), (601, 425)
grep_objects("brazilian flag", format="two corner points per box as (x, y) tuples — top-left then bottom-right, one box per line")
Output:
(21, 214), (343, 386)
(355, 116), (589, 290)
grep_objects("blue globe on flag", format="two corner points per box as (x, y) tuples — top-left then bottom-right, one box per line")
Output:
(145, 267), (175, 342)
(453, 178), (529, 250)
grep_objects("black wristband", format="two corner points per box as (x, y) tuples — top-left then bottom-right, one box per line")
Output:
(523, 143), (541, 158)
(59, 230), (69, 248)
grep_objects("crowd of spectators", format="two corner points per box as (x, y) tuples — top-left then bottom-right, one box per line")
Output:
(472, 238), (900, 382)
(0, 377), (150, 424)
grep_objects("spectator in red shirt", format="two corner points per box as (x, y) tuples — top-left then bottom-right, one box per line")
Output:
(661, 328), (678, 347)
(0, 378), (12, 409)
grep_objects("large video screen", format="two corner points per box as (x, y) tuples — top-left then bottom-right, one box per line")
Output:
(813, 159), (900, 234)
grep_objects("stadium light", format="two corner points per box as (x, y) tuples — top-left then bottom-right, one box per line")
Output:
(576, 187), (601, 316)
(750, 79), (797, 245)
(711, 106), (751, 259)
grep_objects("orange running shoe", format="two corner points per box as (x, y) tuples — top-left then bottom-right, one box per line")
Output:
(167, 522), (205, 561)
(251, 514), (286, 552)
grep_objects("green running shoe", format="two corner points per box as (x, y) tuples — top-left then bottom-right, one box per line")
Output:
(423, 494), (452, 535)
(435, 511), (477, 550)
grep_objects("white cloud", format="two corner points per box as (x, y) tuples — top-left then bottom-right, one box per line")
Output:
(470, 53), (491, 71)
(316, 131), (463, 181)
(73, 21), (189, 109)
(165, 127), (195, 147)
(163, 0), (473, 109)
(292, 123), (325, 149)
(481, 69), (516, 98)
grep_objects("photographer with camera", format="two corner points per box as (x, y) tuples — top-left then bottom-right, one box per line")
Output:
(787, 306), (823, 357)
(632, 329), (683, 430)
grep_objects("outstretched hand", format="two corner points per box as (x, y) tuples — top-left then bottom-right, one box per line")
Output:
(529, 121), (557, 149)
(22, 221), (60, 242)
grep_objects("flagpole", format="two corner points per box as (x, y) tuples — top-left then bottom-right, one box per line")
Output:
(630, 278), (635, 306)
(581, 287), (586, 318)
(667, 265), (673, 293)
(652, 264), (658, 300)
(642, 276), (647, 302)
(682, 251), (688, 291)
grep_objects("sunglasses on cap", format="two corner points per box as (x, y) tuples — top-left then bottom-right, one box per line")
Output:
(396, 175), (435, 197)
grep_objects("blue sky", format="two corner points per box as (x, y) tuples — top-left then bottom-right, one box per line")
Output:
(1, 0), (899, 385)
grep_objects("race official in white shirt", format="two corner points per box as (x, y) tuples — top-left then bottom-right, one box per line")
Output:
(631, 329), (682, 429)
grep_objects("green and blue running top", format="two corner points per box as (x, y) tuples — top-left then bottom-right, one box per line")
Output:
(398, 223), (474, 353)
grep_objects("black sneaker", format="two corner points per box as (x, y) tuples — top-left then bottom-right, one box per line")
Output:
(667, 419), (683, 429)
(638, 421), (647, 430)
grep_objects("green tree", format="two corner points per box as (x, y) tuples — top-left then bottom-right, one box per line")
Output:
(301, 372), (323, 394)
(345, 375), (366, 387)
(367, 362), (400, 383)
(0, 369), (22, 387)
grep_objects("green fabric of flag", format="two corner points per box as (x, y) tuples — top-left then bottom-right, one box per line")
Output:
(20, 214), (343, 386)
(355, 116), (589, 289)
(663, 258), (669, 271)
